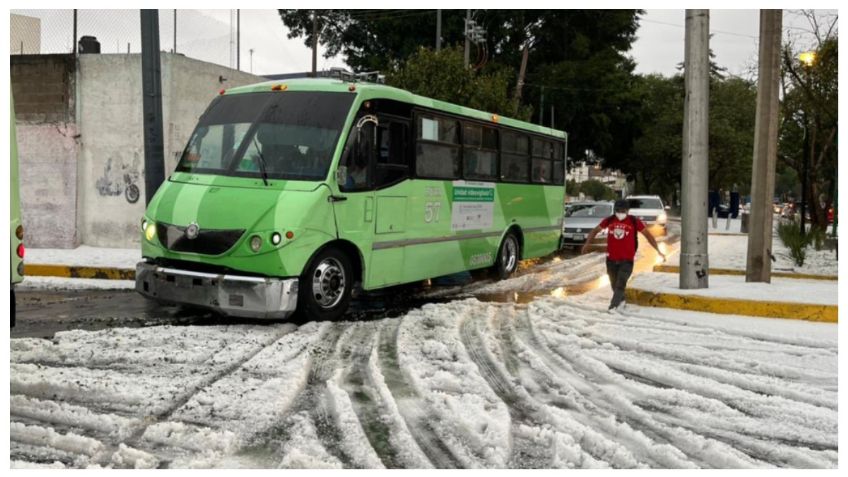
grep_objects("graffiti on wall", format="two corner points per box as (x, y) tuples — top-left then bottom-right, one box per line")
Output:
(95, 152), (142, 203)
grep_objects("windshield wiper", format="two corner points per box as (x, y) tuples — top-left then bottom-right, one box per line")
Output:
(251, 136), (270, 186)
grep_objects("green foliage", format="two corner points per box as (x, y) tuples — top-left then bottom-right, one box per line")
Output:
(776, 220), (826, 266)
(386, 47), (532, 121)
(277, 9), (643, 161)
(779, 31), (838, 231)
(777, 221), (808, 266)
(576, 180), (617, 201)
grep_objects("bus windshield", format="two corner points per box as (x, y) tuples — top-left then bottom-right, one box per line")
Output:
(176, 91), (354, 181)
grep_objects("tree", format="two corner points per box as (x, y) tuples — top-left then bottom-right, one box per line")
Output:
(386, 46), (532, 120)
(578, 179), (617, 201)
(278, 9), (643, 163)
(778, 11), (838, 231)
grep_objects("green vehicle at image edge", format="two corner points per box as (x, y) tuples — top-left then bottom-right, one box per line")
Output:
(11, 94), (24, 326)
(136, 78), (567, 320)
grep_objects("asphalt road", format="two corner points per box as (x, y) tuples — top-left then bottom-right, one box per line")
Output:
(12, 223), (679, 339)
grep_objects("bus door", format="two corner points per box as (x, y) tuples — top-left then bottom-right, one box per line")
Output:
(370, 115), (411, 287)
(333, 114), (410, 289)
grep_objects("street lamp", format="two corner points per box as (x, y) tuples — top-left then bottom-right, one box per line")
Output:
(798, 50), (816, 237)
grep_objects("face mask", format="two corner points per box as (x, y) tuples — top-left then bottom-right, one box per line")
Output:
(615, 212), (627, 221)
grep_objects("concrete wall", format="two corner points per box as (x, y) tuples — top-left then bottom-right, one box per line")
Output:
(12, 54), (79, 248)
(76, 53), (263, 247)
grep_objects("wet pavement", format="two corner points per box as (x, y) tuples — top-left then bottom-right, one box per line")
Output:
(12, 224), (679, 339)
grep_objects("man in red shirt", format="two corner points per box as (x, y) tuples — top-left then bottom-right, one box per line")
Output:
(581, 199), (666, 310)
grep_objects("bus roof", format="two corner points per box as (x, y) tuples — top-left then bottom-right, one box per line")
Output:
(223, 78), (567, 140)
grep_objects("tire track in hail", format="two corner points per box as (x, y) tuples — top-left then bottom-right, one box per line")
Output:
(238, 323), (349, 468)
(459, 308), (607, 468)
(376, 318), (463, 469)
(508, 307), (760, 468)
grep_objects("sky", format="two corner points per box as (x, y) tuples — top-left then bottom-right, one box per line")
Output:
(9, 9), (837, 78)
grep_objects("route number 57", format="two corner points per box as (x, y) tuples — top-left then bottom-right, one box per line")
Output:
(424, 202), (442, 223)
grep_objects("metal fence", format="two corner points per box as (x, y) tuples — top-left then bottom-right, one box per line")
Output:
(10, 9), (272, 73)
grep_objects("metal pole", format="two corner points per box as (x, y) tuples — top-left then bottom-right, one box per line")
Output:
(550, 105), (554, 129)
(173, 9), (177, 54)
(140, 9), (166, 205)
(72, 10), (77, 55)
(249, 48), (254, 73)
(436, 10), (442, 51)
(539, 87), (545, 126)
(680, 9), (710, 289)
(236, 9), (240, 71)
(311, 11), (318, 77)
(746, 9), (782, 282)
(464, 10), (470, 67)
(800, 114), (809, 236)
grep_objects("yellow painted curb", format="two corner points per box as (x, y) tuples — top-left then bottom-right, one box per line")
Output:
(24, 264), (135, 281)
(625, 287), (837, 323)
(653, 264), (837, 281)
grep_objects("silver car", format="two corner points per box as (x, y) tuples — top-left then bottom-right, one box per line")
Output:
(561, 202), (614, 246)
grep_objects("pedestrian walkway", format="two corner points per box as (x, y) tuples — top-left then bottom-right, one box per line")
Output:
(24, 246), (138, 280)
(626, 271), (837, 323)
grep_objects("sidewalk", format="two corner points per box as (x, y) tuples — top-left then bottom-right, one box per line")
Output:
(660, 223), (837, 279)
(627, 271), (837, 323)
(23, 246), (139, 285)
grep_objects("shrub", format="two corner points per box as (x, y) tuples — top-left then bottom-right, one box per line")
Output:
(777, 221), (813, 266)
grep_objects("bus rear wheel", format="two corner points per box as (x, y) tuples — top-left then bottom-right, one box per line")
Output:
(494, 232), (520, 280)
(298, 247), (353, 321)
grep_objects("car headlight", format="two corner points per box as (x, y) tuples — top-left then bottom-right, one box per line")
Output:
(657, 212), (667, 224)
(144, 221), (157, 242)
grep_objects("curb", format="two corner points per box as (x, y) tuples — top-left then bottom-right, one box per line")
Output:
(625, 287), (837, 323)
(24, 264), (135, 281)
(653, 264), (837, 281)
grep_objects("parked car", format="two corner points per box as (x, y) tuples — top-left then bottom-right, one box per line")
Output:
(561, 201), (613, 247)
(625, 195), (668, 234)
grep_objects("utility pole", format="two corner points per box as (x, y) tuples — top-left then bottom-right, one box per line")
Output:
(464, 10), (471, 67)
(140, 9), (165, 205)
(746, 10), (783, 282)
(680, 9), (710, 289)
(436, 10), (442, 51)
(311, 11), (318, 77)
(800, 113), (809, 236)
(72, 10), (78, 55)
(539, 87), (545, 126)
(236, 9), (240, 71)
(514, 43), (529, 105)
(173, 10), (177, 54)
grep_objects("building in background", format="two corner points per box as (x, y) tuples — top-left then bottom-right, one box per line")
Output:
(11, 52), (262, 248)
(10, 14), (41, 54)
(567, 161), (631, 199)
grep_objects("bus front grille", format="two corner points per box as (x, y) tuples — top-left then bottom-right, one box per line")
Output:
(156, 223), (245, 255)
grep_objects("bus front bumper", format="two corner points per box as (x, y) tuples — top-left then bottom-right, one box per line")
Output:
(135, 261), (299, 319)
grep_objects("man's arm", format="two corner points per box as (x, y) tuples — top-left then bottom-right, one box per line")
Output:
(640, 228), (666, 260)
(580, 225), (603, 254)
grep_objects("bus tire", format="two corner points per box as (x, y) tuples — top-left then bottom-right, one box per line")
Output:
(298, 247), (353, 321)
(494, 232), (520, 280)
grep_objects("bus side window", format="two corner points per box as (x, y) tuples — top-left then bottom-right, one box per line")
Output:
(374, 121), (409, 188)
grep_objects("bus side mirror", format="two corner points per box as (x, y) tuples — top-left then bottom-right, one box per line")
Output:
(336, 165), (348, 186)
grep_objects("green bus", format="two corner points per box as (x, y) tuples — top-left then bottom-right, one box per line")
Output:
(11, 94), (24, 325)
(136, 78), (566, 320)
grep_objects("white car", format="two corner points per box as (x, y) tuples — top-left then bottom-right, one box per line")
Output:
(624, 195), (669, 233)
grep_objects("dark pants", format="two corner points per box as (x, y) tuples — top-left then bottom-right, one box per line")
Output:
(606, 259), (634, 309)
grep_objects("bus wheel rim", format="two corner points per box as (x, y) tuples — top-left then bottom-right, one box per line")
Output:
(504, 237), (518, 272)
(313, 257), (345, 309)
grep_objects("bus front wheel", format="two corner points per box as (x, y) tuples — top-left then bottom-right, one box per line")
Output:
(494, 232), (520, 280)
(298, 247), (353, 321)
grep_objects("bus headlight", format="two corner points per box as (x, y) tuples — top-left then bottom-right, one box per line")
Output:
(271, 232), (282, 245)
(16, 225), (23, 240)
(141, 218), (147, 232)
(250, 235), (262, 252)
(144, 221), (157, 242)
